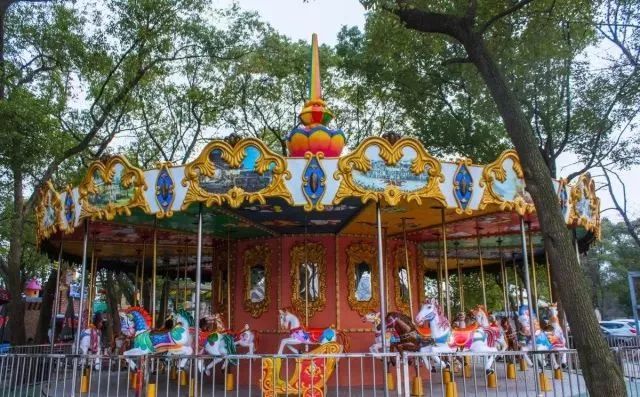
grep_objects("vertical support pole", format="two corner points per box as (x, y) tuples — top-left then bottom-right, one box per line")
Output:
(476, 229), (487, 309)
(152, 220), (157, 327)
(50, 238), (64, 352)
(527, 222), (539, 318)
(375, 202), (390, 396)
(194, 204), (203, 396)
(87, 245), (96, 322)
(545, 251), (553, 302)
(436, 235), (442, 303)
(140, 242), (146, 307)
(440, 208), (451, 320)
(227, 231), (231, 327)
(184, 239), (188, 306)
(519, 216), (537, 351)
(134, 259), (139, 306)
(304, 215), (309, 329)
(455, 243), (464, 313)
(498, 239), (509, 315)
(75, 219), (89, 353)
(512, 253), (520, 306)
(401, 218), (415, 320)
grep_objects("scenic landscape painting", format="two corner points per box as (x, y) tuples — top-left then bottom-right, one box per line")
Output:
(200, 146), (275, 194)
(87, 164), (135, 208)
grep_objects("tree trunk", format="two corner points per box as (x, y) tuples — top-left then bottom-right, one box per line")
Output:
(0, 0), (10, 100)
(6, 167), (26, 345)
(460, 29), (626, 395)
(34, 267), (57, 343)
(103, 272), (120, 346)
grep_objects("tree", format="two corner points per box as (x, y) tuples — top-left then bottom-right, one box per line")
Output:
(360, 0), (626, 393)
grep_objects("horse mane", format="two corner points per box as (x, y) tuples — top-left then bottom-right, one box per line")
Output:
(175, 308), (194, 327)
(433, 300), (450, 329)
(125, 306), (152, 328)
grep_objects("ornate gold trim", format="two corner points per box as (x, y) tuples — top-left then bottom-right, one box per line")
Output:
(78, 155), (150, 220)
(453, 158), (474, 215)
(181, 138), (292, 209)
(393, 246), (414, 315)
(568, 174), (600, 235)
(35, 180), (62, 243)
(212, 242), (235, 326)
(290, 242), (326, 319)
(155, 162), (175, 219)
(302, 152), (326, 212)
(333, 137), (446, 206)
(479, 150), (535, 216)
(243, 244), (271, 318)
(345, 242), (379, 316)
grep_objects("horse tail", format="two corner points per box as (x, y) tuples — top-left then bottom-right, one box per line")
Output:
(336, 330), (350, 353)
(252, 330), (259, 353)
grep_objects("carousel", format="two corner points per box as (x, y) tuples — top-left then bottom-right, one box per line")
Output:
(34, 34), (601, 394)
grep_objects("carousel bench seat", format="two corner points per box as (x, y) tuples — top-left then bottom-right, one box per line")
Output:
(261, 342), (343, 397)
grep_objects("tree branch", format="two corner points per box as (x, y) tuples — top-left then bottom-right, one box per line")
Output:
(479, 0), (537, 34)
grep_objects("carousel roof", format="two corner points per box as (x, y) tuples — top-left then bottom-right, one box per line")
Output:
(35, 34), (600, 272)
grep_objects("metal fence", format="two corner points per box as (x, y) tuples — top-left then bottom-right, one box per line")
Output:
(1, 348), (639, 396)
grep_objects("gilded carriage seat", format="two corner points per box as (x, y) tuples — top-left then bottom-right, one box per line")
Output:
(287, 34), (345, 158)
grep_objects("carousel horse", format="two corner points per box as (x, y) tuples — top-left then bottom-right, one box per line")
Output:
(545, 303), (568, 368)
(383, 311), (434, 367)
(78, 313), (104, 370)
(119, 307), (193, 371)
(517, 305), (560, 370)
(210, 313), (257, 354)
(277, 308), (348, 354)
(415, 298), (503, 374)
(499, 316), (520, 353)
(362, 312), (400, 354)
(469, 305), (507, 351)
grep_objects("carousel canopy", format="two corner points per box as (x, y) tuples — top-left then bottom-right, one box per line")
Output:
(35, 34), (600, 274)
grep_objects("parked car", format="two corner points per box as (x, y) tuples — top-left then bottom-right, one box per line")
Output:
(599, 320), (637, 336)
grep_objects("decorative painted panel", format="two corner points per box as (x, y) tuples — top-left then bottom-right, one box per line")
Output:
(569, 173), (600, 236)
(182, 138), (292, 209)
(453, 159), (474, 214)
(243, 244), (271, 318)
(36, 181), (62, 242)
(479, 150), (535, 216)
(393, 247), (414, 315)
(61, 185), (76, 233)
(346, 242), (379, 316)
(333, 137), (445, 206)
(155, 163), (175, 218)
(290, 242), (326, 318)
(78, 155), (150, 220)
(302, 153), (327, 211)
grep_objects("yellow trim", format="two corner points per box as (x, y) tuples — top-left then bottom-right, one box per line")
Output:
(155, 162), (175, 219)
(345, 242), (379, 316)
(333, 137), (445, 206)
(453, 158), (474, 215)
(35, 180), (63, 243)
(78, 155), (150, 220)
(568, 174), (601, 237)
(181, 138), (292, 209)
(290, 242), (326, 318)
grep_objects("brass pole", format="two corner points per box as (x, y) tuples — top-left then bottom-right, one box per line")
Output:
(512, 253), (520, 306)
(50, 238), (64, 351)
(498, 239), (508, 315)
(401, 218), (415, 319)
(476, 230), (487, 309)
(176, 248), (182, 308)
(226, 231), (231, 327)
(527, 222), (539, 318)
(440, 208), (451, 320)
(436, 234), (442, 303)
(140, 241), (146, 308)
(304, 215), (309, 329)
(134, 257), (139, 306)
(375, 202), (390, 394)
(383, 226), (389, 312)
(455, 243), (464, 313)
(184, 239), (188, 306)
(152, 220), (157, 327)
(87, 243), (96, 322)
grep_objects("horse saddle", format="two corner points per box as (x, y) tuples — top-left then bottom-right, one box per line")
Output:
(305, 327), (328, 343)
(416, 325), (431, 339)
(451, 324), (479, 348)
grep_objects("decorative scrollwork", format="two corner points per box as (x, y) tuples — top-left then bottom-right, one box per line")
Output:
(568, 173), (600, 236)
(333, 137), (445, 206)
(36, 181), (62, 243)
(181, 138), (292, 209)
(453, 158), (474, 215)
(345, 242), (379, 316)
(290, 242), (326, 319)
(60, 184), (76, 234)
(479, 150), (535, 216)
(302, 152), (327, 212)
(78, 155), (150, 220)
(155, 162), (175, 219)
(243, 244), (271, 318)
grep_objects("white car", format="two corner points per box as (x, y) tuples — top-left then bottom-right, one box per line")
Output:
(599, 320), (637, 336)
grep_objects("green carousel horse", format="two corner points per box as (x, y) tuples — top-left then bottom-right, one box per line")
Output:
(119, 307), (193, 371)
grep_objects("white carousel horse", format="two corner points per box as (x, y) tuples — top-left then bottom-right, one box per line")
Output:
(546, 303), (568, 368)
(197, 313), (257, 376)
(277, 308), (348, 354)
(415, 298), (504, 374)
(119, 307), (193, 371)
(517, 305), (561, 370)
(210, 313), (256, 354)
(469, 305), (508, 351)
(77, 314), (103, 370)
(362, 312), (398, 354)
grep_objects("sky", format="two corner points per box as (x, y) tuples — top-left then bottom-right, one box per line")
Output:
(218, 0), (637, 221)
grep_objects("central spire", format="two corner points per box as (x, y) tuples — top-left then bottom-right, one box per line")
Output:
(287, 34), (345, 158)
(298, 33), (334, 127)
